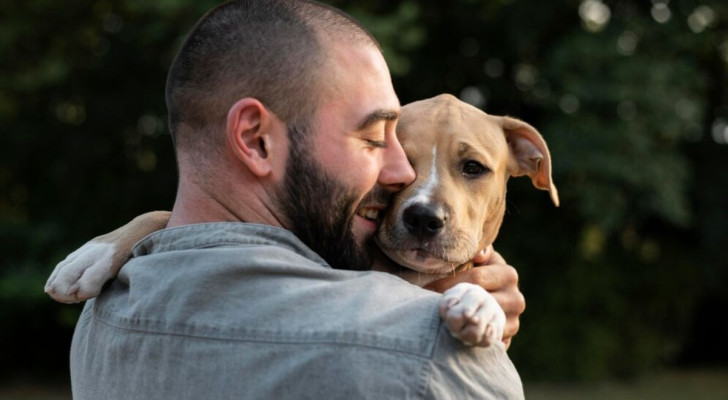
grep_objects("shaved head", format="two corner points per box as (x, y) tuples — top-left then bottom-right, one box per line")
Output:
(165, 0), (379, 168)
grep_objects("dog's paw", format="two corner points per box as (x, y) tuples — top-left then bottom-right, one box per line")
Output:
(439, 282), (506, 347)
(44, 241), (119, 303)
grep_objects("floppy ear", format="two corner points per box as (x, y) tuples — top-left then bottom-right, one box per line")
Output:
(501, 116), (559, 207)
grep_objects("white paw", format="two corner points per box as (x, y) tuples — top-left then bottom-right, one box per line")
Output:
(44, 241), (118, 303)
(439, 282), (506, 347)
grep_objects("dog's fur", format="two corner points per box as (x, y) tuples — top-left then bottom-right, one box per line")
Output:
(45, 94), (557, 347)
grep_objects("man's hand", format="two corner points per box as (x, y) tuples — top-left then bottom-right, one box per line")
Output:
(423, 246), (525, 349)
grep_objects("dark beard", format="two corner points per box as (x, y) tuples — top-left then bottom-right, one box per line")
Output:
(276, 127), (372, 271)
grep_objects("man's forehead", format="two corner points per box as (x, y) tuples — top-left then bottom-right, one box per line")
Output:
(311, 39), (400, 129)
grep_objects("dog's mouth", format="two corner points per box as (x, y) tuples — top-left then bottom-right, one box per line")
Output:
(375, 215), (479, 274)
(376, 241), (466, 274)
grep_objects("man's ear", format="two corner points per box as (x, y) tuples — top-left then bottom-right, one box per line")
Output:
(500, 116), (559, 207)
(226, 98), (279, 177)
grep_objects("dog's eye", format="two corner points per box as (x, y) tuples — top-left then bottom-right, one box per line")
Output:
(462, 160), (488, 177)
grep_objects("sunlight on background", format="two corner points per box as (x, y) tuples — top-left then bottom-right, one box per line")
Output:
(577, 0), (727, 146)
(579, 0), (611, 32)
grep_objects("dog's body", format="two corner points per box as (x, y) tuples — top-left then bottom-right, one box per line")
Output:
(45, 94), (557, 347)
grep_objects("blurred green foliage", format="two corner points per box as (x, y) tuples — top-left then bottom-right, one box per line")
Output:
(2, 0), (727, 381)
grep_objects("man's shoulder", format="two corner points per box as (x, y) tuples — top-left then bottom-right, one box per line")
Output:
(133, 222), (330, 265)
(102, 238), (446, 355)
(89, 222), (523, 397)
(426, 326), (525, 399)
(84, 250), (524, 399)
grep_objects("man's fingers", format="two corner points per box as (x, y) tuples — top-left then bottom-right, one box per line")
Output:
(424, 263), (519, 294)
(470, 245), (494, 264)
(502, 316), (520, 343)
(490, 289), (526, 317)
(424, 273), (469, 293)
(474, 263), (518, 292)
(486, 250), (506, 265)
(490, 288), (524, 347)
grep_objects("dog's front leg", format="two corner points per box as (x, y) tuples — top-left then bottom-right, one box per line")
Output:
(439, 282), (506, 347)
(45, 211), (170, 303)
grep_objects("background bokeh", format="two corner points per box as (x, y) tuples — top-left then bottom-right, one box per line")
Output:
(2, 0), (727, 396)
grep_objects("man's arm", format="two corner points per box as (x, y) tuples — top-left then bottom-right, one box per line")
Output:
(425, 322), (525, 399)
(424, 246), (525, 349)
(45, 213), (525, 349)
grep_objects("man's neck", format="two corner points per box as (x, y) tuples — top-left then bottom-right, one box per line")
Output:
(167, 175), (286, 229)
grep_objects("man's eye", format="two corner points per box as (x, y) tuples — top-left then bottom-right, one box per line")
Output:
(462, 160), (488, 177)
(365, 139), (387, 148)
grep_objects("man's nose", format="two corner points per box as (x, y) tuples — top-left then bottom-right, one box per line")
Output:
(378, 136), (415, 191)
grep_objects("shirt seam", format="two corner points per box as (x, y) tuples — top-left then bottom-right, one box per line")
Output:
(91, 306), (442, 360)
(132, 222), (330, 267)
(416, 322), (447, 399)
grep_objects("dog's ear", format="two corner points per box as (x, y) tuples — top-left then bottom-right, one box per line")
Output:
(501, 116), (559, 207)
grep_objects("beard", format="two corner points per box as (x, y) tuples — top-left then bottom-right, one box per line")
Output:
(276, 127), (388, 271)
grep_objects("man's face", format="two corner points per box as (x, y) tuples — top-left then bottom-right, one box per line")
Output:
(277, 41), (415, 270)
(278, 130), (391, 270)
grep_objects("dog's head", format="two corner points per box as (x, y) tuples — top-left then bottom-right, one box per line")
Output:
(376, 94), (558, 274)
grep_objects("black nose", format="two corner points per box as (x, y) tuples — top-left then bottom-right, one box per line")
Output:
(402, 203), (446, 240)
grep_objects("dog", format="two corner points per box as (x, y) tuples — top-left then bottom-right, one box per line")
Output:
(373, 94), (558, 284)
(45, 93), (558, 347)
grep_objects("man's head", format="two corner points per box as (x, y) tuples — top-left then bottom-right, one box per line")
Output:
(165, 0), (415, 270)
(166, 0), (364, 161)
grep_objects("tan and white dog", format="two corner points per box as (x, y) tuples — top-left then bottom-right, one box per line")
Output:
(374, 94), (558, 284)
(45, 94), (558, 347)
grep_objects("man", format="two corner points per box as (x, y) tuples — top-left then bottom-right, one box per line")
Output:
(69, 1), (525, 398)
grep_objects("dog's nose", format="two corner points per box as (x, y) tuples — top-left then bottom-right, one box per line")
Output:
(402, 203), (445, 240)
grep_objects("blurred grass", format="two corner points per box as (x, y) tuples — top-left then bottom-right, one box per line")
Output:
(0, 381), (70, 400)
(2, 368), (726, 399)
(525, 368), (728, 400)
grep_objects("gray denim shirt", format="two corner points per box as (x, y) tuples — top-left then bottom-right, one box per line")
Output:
(70, 223), (524, 399)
